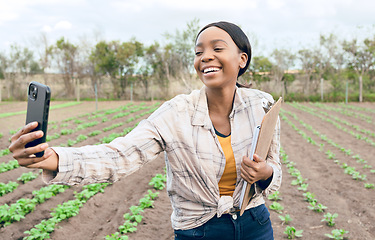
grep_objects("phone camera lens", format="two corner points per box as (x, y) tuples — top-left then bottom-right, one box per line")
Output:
(29, 85), (38, 100)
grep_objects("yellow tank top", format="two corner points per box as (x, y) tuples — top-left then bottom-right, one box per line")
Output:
(217, 134), (237, 197)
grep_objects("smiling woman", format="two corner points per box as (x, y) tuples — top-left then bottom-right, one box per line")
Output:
(9, 21), (281, 240)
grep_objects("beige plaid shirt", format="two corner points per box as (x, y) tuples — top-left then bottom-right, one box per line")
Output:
(45, 86), (281, 230)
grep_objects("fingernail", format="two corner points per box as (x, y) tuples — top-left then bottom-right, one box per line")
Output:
(36, 131), (43, 137)
(41, 143), (48, 149)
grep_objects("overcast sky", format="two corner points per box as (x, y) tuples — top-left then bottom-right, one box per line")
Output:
(0, 0), (374, 57)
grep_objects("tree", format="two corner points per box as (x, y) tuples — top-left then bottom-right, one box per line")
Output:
(320, 34), (346, 97)
(0, 44), (40, 100)
(249, 56), (273, 87)
(271, 49), (295, 96)
(117, 38), (144, 98)
(298, 49), (317, 95)
(90, 41), (119, 98)
(342, 37), (375, 102)
(33, 32), (53, 84)
(53, 37), (78, 97)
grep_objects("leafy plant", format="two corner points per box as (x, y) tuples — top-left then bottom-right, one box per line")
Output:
(0, 160), (19, 173)
(149, 173), (167, 190)
(284, 226), (303, 239)
(268, 191), (282, 201)
(124, 206), (144, 223)
(325, 229), (349, 239)
(279, 214), (292, 225)
(297, 183), (308, 192)
(269, 202), (284, 213)
(118, 220), (137, 234)
(321, 213), (338, 227)
(0, 181), (19, 196)
(308, 202), (327, 212)
(302, 192), (316, 203)
(105, 232), (129, 240)
(17, 171), (39, 183)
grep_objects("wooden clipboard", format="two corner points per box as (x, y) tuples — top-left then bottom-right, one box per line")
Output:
(240, 97), (282, 216)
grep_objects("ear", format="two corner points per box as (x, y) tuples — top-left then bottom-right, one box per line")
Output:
(239, 52), (248, 69)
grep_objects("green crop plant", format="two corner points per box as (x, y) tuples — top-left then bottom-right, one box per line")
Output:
(308, 202), (327, 212)
(60, 128), (74, 135)
(297, 183), (308, 192)
(269, 202), (284, 213)
(291, 176), (307, 186)
(321, 213), (338, 227)
(364, 183), (374, 189)
(325, 150), (336, 160)
(74, 119), (83, 124)
(0, 148), (10, 157)
(302, 192), (316, 203)
(0, 181), (19, 196)
(0, 160), (19, 173)
(268, 191), (282, 201)
(279, 214), (292, 225)
(325, 229), (349, 240)
(138, 195), (155, 209)
(118, 220), (137, 234)
(88, 130), (102, 137)
(124, 206), (144, 223)
(17, 171), (39, 183)
(284, 226), (303, 239)
(149, 173), (167, 190)
(105, 232), (129, 240)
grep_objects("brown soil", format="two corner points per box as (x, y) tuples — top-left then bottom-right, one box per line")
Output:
(0, 102), (374, 239)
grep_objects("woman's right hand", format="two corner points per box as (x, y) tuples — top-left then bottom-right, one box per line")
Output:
(9, 121), (59, 172)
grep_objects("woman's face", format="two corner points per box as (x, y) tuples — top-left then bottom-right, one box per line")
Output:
(194, 27), (247, 90)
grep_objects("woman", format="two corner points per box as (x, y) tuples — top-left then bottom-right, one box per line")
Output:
(9, 21), (281, 240)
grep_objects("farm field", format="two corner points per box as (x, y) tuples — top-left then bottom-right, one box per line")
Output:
(0, 101), (374, 239)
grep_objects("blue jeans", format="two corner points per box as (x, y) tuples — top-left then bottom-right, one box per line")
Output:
(174, 204), (273, 240)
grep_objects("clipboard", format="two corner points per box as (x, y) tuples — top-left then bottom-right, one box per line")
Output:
(239, 97), (282, 216)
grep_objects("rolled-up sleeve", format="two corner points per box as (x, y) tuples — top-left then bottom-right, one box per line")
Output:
(43, 119), (164, 185)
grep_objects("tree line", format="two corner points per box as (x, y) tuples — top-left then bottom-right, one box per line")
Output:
(0, 19), (374, 102)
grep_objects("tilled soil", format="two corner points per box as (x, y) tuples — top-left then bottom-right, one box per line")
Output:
(0, 101), (374, 239)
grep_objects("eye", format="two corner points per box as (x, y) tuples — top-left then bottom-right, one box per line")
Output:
(214, 47), (224, 52)
(195, 51), (202, 56)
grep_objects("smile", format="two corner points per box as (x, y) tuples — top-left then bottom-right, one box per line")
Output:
(202, 67), (221, 74)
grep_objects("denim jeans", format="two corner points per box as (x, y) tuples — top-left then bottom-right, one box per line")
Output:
(174, 204), (273, 240)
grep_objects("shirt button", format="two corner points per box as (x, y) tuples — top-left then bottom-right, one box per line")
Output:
(232, 214), (237, 220)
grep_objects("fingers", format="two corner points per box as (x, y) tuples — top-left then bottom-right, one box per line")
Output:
(15, 143), (50, 167)
(9, 130), (43, 155)
(252, 154), (265, 163)
(10, 122), (38, 143)
(241, 155), (266, 184)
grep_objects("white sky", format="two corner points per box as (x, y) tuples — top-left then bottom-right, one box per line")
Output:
(0, 0), (374, 56)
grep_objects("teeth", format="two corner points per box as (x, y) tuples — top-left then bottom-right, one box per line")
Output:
(203, 67), (220, 73)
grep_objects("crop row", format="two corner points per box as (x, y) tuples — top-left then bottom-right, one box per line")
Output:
(274, 147), (349, 239)
(105, 173), (167, 240)
(0, 102), (157, 159)
(1, 104), (161, 239)
(309, 102), (374, 125)
(0, 102), (160, 175)
(289, 102), (375, 147)
(280, 109), (374, 189)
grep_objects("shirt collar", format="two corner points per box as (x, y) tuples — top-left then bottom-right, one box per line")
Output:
(191, 86), (246, 126)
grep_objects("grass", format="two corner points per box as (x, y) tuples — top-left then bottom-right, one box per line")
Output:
(0, 102), (82, 118)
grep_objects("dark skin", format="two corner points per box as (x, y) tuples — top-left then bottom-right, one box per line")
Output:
(9, 26), (273, 188)
(194, 27), (273, 186)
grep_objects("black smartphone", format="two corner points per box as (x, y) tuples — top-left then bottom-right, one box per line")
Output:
(25, 81), (51, 157)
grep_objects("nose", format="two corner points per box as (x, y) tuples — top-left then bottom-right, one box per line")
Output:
(201, 50), (214, 62)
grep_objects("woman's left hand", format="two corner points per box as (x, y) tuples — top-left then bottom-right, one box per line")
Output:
(240, 154), (273, 184)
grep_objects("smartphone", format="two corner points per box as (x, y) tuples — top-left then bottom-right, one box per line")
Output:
(25, 81), (51, 157)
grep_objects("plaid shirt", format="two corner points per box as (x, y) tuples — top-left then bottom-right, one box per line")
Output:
(45, 86), (281, 230)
